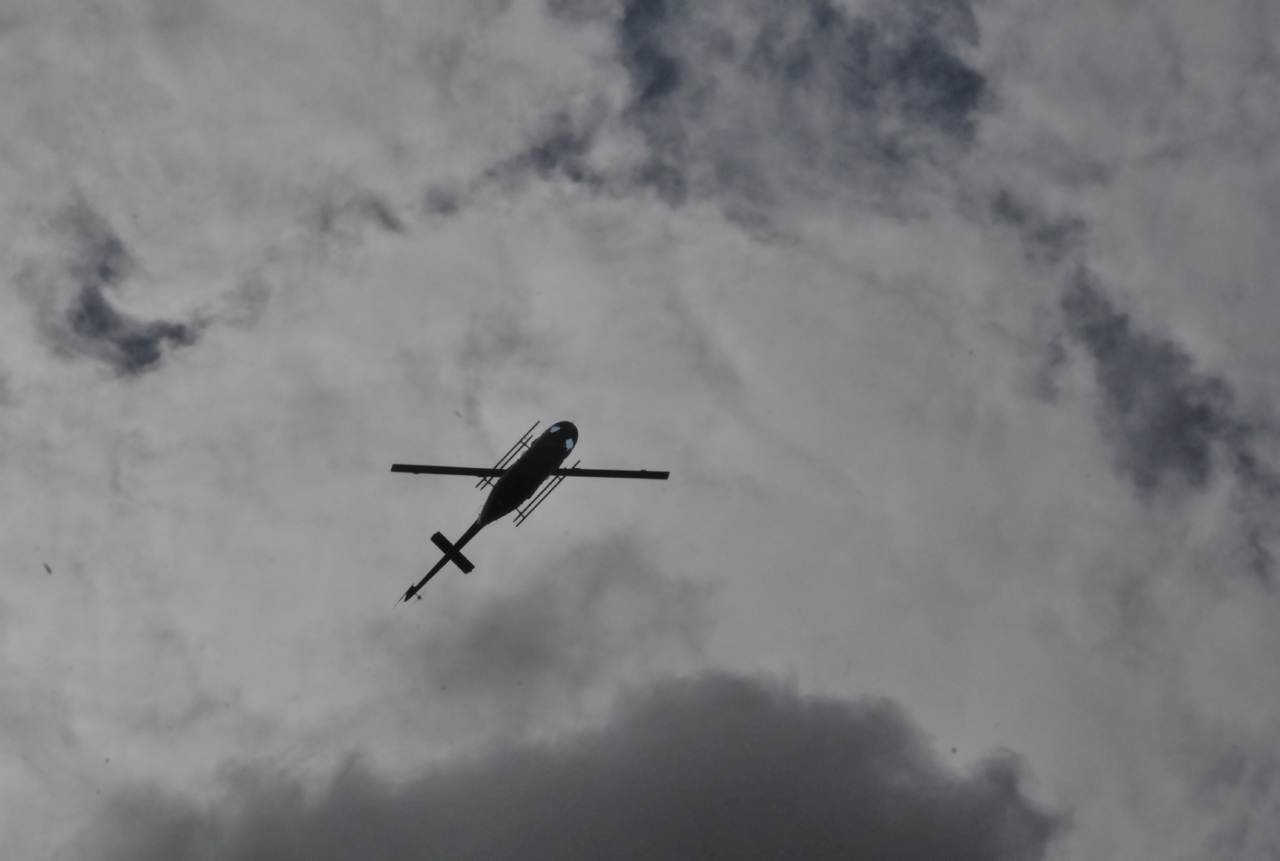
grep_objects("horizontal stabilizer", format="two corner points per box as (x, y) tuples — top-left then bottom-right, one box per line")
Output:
(431, 531), (474, 573)
(392, 465), (506, 477)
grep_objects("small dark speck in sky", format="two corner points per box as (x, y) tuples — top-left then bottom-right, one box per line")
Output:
(43, 564), (51, 574)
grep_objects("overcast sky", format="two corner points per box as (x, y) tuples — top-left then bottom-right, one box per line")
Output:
(0, 0), (1277, 858)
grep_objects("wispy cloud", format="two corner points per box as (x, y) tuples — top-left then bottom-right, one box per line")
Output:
(1058, 270), (1280, 579)
(24, 201), (204, 376)
(989, 189), (1087, 268)
(610, 0), (986, 206)
(448, 0), (988, 222)
(1063, 271), (1247, 497)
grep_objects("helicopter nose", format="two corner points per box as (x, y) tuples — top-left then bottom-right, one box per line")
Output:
(550, 420), (578, 441)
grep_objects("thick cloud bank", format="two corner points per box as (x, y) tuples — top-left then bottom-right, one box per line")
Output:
(85, 674), (1061, 861)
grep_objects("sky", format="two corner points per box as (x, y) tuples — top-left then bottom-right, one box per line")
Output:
(0, 0), (1277, 858)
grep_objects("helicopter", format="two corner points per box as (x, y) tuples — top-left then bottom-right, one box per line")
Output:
(391, 421), (668, 603)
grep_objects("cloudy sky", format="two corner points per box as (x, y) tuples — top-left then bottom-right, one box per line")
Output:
(0, 0), (1277, 858)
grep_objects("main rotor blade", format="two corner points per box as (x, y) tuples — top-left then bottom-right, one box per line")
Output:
(391, 465), (506, 476)
(392, 465), (669, 479)
(551, 468), (669, 479)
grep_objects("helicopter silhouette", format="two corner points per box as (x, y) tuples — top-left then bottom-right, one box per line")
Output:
(391, 421), (667, 603)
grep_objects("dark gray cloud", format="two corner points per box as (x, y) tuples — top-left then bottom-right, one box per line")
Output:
(986, 188), (1280, 578)
(29, 202), (203, 375)
(495, 112), (602, 188)
(990, 189), (1087, 267)
(60, 284), (200, 376)
(1062, 272), (1256, 494)
(83, 673), (1062, 861)
(610, 0), (986, 207)
(1060, 270), (1280, 577)
(447, 0), (986, 222)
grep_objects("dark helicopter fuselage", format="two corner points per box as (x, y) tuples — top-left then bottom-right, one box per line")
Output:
(478, 421), (578, 527)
